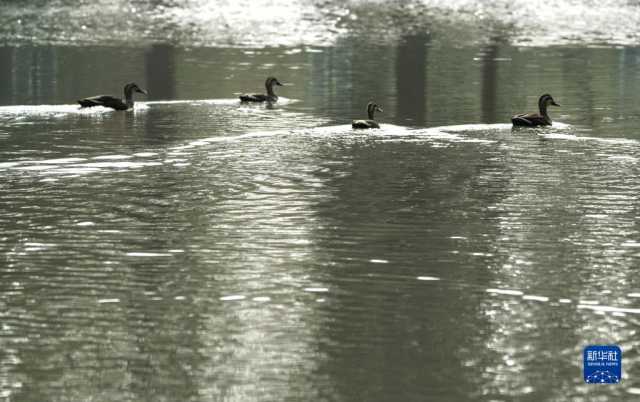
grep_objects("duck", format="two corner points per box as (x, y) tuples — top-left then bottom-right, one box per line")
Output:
(511, 94), (560, 127)
(78, 83), (148, 111)
(239, 77), (283, 103)
(352, 102), (383, 129)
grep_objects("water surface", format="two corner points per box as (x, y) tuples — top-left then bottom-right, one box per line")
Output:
(2, 2), (640, 401)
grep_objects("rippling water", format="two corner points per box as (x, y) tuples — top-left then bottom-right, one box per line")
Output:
(2, 2), (640, 401)
(2, 0), (640, 47)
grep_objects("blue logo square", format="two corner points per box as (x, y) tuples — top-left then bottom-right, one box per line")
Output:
(584, 345), (621, 384)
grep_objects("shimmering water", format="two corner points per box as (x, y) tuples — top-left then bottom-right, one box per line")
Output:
(3, 0), (640, 47)
(3, 2), (640, 402)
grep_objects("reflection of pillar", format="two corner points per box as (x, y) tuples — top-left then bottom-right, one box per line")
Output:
(619, 47), (640, 119)
(481, 44), (498, 123)
(396, 34), (428, 126)
(145, 44), (176, 101)
(0, 47), (13, 105)
(37, 47), (58, 103)
(562, 49), (594, 126)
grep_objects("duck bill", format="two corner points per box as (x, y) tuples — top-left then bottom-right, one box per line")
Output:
(377, 107), (383, 113)
(551, 101), (560, 107)
(137, 89), (148, 95)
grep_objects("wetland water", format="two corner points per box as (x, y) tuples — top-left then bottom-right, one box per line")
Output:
(2, 1), (640, 401)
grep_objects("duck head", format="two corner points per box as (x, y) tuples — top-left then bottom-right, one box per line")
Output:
(538, 93), (559, 113)
(265, 77), (283, 95)
(124, 83), (148, 97)
(367, 101), (383, 120)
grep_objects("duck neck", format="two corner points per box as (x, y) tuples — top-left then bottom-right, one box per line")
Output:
(538, 99), (550, 122)
(266, 81), (276, 97)
(367, 105), (375, 120)
(124, 87), (134, 108)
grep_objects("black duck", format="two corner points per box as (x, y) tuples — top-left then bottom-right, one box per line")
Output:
(352, 102), (383, 129)
(78, 83), (147, 111)
(239, 77), (283, 103)
(512, 94), (560, 127)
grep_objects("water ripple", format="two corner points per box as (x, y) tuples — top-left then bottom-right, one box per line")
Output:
(2, 0), (640, 48)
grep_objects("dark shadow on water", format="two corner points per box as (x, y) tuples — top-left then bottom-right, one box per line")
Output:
(145, 44), (176, 101)
(481, 42), (499, 123)
(396, 34), (429, 126)
(306, 139), (513, 401)
(562, 48), (595, 127)
(0, 46), (14, 105)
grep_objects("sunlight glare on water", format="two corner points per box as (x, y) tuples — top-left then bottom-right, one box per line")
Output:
(2, 1), (640, 401)
(2, 0), (640, 47)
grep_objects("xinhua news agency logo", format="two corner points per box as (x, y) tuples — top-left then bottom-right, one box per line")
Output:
(584, 345), (621, 384)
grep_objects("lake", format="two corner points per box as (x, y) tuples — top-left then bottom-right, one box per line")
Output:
(1, 0), (640, 401)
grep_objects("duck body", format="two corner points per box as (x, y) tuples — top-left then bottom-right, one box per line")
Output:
(78, 83), (147, 111)
(352, 119), (380, 129)
(239, 77), (283, 103)
(239, 93), (277, 103)
(511, 112), (551, 127)
(352, 102), (383, 129)
(78, 95), (129, 110)
(511, 94), (559, 127)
